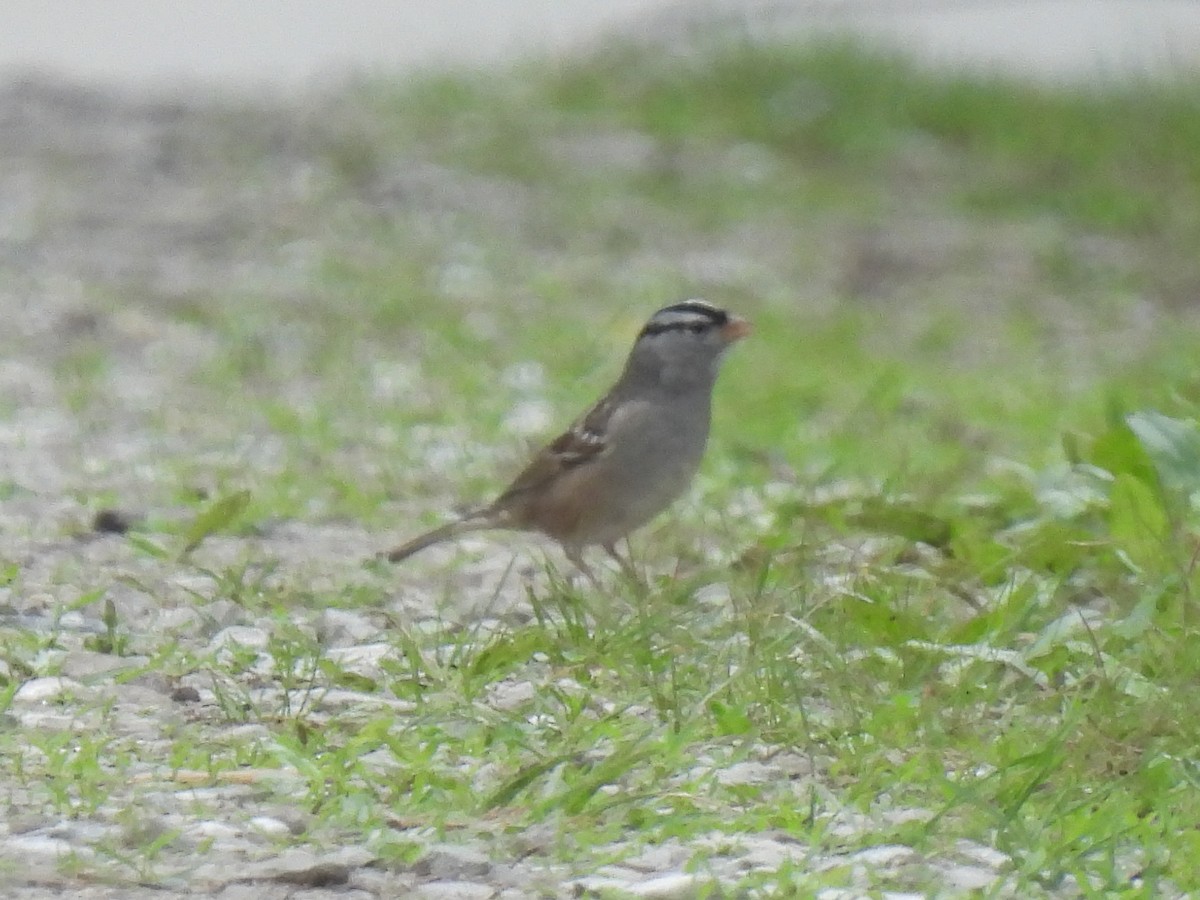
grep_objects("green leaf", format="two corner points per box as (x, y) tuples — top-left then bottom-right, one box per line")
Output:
(1006, 519), (1093, 574)
(848, 497), (954, 547)
(180, 490), (252, 556)
(947, 525), (1011, 583)
(127, 534), (171, 559)
(63, 587), (107, 613)
(949, 575), (1040, 643)
(1088, 418), (1156, 485)
(467, 630), (548, 679)
(708, 699), (754, 736)
(483, 754), (572, 810)
(1109, 589), (1164, 640)
(1107, 473), (1171, 573)
(820, 593), (931, 645)
(1126, 410), (1200, 494)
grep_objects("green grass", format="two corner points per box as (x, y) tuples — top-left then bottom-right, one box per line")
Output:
(5, 35), (1200, 896)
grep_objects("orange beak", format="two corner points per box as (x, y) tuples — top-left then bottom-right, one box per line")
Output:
(720, 315), (752, 342)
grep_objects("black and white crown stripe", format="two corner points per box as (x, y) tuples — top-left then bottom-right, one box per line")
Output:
(638, 300), (730, 338)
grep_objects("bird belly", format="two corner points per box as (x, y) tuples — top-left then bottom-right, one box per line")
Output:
(532, 412), (707, 546)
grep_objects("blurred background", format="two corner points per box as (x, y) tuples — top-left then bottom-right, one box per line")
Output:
(3, 0), (1200, 87)
(3, 0), (1200, 515)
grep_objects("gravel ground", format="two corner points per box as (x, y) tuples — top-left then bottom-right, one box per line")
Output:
(0, 75), (1030, 899)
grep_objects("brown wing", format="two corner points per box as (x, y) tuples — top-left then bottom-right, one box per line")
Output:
(489, 396), (614, 512)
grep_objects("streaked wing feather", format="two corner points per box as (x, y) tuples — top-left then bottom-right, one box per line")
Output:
(550, 397), (613, 467)
(491, 396), (614, 507)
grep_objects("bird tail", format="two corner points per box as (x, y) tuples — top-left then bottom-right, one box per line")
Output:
(381, 510), (493, 563)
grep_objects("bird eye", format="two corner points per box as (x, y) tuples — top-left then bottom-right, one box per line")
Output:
(689, 322), (706, 333)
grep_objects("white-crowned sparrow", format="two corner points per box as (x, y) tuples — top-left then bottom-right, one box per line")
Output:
(384, 299), (750, 578)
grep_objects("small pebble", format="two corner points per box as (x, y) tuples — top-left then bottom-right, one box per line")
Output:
(249, 816), (293, 838)
(92, 508), (136, 534)
(416, 882), (496, 900)
(414, 843), (492, 880)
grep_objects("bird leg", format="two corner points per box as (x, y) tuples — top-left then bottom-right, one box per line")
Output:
(563, 545), (603, 590)
(603, 541), (642, 583)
